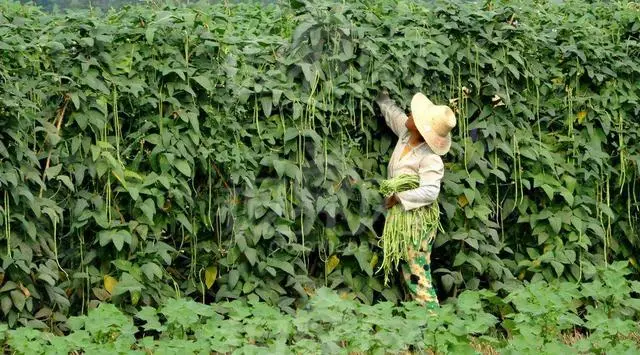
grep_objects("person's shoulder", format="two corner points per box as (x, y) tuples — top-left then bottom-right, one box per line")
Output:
(417, 144), (439, 157)
(418, 146), (444, 166)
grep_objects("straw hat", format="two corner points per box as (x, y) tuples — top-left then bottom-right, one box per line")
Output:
(410, 92), (457, 156)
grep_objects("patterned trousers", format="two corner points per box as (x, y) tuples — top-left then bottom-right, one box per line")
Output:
(401, 230), (439, 309)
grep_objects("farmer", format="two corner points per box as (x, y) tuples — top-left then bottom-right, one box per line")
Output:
(375, 90), (456, 309)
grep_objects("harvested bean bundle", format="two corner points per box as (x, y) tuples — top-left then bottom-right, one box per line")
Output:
(379, 174), (440, 284)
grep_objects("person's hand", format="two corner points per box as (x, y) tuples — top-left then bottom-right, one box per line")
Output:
(376, 89), (390, 103)
(384, 194), (399, 209)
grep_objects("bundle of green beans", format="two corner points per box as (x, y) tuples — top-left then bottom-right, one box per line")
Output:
(379, 174), (441, 284)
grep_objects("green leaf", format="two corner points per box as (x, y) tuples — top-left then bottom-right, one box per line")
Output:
(298, 63), (315, 84)
(112, 231), (129, 251)
(354, 244), (373, 276)
(112, 273), (143, 296)
(559, 188), (574, 206)
(284, 128), (299, 142)
(45, 164), (62, 179)
(463, 188), (475, 205)
(261, 96), (272, 117)
(541, 184), (555, 200)
(84, 70), (109, 94)
(176, 213), (193, 233)
(139, 198), (156, 223)
(99, 230), (132, 251)
(236, 233), (247, 251)
(267, 258), (295, 276)
(192, 75), (213, 92)
(292, 21), (315, 47)
(56, 175), (74, 191)
(140, 263), (163, 280)
(126, 185), (140, 201)
(69, 92), (81, 109)
(550, 261), (564, 276)
(345, 209), (360, 235)
(549, 216), (562, 234)
(441, 274), (455, 293)
(228, 269), (240, 289)
(174, 160), (192, 177)
(467, 257), (483, 272)
(145, 27), (156, 44)
(9, 290), (25, 311)
(136, 307), (164, 332)
(244, 248), (257, 266)
(1, 296), (11, 315)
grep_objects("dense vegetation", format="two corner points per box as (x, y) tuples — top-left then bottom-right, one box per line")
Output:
(0, 0), (639, 351)
(3, 264), (640, 353)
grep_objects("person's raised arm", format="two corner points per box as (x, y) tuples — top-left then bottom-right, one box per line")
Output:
(375, 90), (408, 137)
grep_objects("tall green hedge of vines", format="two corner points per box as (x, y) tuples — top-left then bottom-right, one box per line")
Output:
(0, 0), (639, 330)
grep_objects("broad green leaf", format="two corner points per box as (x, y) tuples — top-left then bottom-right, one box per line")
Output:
(56, 175), (74, 191)
(244, 248), (257, 266)
(354, 244), (373, 276)
(298, 63), (315, 84)
(1, 296), (11, 315)
(145, 27), (155, 44)
(541, 184), (555, 200)
(139, 198), (156, 223)
(228, 269), (240, 289)
(45, 164), (62, 179)
(559, 188), (574, 206)
(176, 213), (193, 233)
(112, 273), (143, 296)
(141, 263), (163, 280)
(549, 216), (562, 234)
(261, 96), (272, 117)
(174, 160), (192, 176)
(9, 290), (25, 311)
(192, 75), (213, 92)
(345, 209), (360, 235)
(267, 259), (295, 276)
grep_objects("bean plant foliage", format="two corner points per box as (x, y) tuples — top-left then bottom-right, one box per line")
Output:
(0, 0), (639, 333)
(3, 263), (640, 353)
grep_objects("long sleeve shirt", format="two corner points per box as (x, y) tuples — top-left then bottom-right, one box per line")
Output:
(376, 95), (444, 211)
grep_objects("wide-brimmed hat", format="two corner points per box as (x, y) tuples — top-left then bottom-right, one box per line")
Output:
(410, 92), (457, 156)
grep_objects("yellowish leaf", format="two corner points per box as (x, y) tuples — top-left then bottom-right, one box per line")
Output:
(369, 253), (379, 270)
(457, 194), (469, 208)
(131, 291), (141, 306)
(205, 266), (217, 289)
(325, 255), (340, 275)
(339, 292), (355, 300)
(124, 169), (144, 181)
(576, 110), (587, 124)
(104, 275), (118, 294)
(532, 259), (541, 267)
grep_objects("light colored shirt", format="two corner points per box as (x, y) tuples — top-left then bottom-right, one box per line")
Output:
(376, 95), (444, 211)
